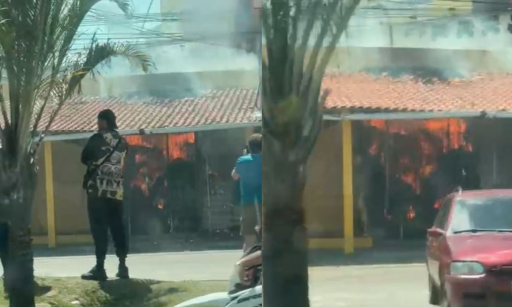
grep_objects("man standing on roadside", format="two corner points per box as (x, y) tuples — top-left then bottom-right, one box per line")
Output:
(81, 109), (129, 281)
(232, 134), (262, 253)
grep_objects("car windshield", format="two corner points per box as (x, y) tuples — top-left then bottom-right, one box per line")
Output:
(451, 197), (512, 233)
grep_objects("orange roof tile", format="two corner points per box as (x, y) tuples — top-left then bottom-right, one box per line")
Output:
(41, 88), (260, 134)
(39, 73), (512, 134)
(323, 73), (512, 113)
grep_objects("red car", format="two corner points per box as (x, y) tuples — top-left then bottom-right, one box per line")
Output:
(427, 189), (512, 307)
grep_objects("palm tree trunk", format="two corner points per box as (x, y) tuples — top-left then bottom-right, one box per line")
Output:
(4, 168), (36, 307)
(262, 140), (309, 307)
(6, 224), (35, 307)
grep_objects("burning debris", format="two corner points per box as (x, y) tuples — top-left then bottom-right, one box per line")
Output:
(124, 133), (198, 235)
(358, 119), (480, 238)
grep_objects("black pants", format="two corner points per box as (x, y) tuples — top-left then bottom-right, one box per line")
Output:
(87, 196), (128, 264)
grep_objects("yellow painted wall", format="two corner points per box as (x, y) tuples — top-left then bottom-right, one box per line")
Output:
(303, 122), (343, 237)
(32, 140), (89, 236)
(32, 149), (48, 235)
(52, 141), (90, 235)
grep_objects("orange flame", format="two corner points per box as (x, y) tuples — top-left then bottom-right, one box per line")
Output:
(369, 141), (379, 156)
(366, 119), (471, 197)
(434, 200), (441, 209)
(168, 133), (195, 160)
(125, 135), (148, 147)
(407, 206), (416, 220)
(402, 172), (420, 193)
(126, 133), (196, 196)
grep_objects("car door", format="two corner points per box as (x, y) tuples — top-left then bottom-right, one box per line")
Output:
(427, 197), (451, 286)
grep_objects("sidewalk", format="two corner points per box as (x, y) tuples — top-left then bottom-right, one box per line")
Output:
(27, 250), (242, 281)
(33, 233), (242, 258)
(34, 234), (426, 267)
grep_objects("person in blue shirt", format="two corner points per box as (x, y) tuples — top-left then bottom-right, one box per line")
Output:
(232, 134), (262, 253)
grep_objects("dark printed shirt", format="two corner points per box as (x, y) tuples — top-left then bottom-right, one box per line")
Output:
(81, 131), (128, 200)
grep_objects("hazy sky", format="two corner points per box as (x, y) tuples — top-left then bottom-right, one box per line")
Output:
(133, 0), (161, 14)
(80, 0), (259, 76)
(96, 0), (160, 15)
(79, 0), (161, 44)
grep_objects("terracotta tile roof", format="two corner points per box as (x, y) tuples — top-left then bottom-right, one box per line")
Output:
(39, 73), (512, 134)
(41, 88), (260, 133)
(323, 73), (512, 113)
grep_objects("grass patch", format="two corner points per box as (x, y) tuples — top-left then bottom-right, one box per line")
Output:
(0, 278), (225, 307)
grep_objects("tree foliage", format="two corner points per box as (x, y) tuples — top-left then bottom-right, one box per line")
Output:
(0, 0), (152, 170)
(262, 1), (360, 306)
(0, 1), (152, 306)
(262, 0), (360, 160)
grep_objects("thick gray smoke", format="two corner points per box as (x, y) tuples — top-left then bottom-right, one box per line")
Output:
(331, 2), (512, 79)
(81, 0), (259, 99)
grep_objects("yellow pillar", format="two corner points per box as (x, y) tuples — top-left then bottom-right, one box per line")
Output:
(44, 141), (56, 248)
(342, 120), (354, 254)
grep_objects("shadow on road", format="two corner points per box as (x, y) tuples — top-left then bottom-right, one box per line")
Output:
(309, 240), (426, 267)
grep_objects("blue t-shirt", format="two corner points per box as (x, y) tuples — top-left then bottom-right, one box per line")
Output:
(235, 154), (262, 206)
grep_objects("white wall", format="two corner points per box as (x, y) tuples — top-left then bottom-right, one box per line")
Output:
(341, 13), (512, 50)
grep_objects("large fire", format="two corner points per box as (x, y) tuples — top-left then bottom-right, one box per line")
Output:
(168, 133), (196, 160)
(367, 119), (469, 152)
(125, 133), (196, 197)
(364, 119), (472, 221)
(125, 133), (195, 160)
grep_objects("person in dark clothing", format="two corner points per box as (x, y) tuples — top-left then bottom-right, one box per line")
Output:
(81, 109), (129, 281)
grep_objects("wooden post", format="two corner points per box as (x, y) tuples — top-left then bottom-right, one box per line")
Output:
(44, 141), (56, 248)
(342, 120), (354, 254)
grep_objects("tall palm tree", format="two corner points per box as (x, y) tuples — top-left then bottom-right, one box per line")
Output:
(262, 0), (360, 306)
(0, 1), (152, 306)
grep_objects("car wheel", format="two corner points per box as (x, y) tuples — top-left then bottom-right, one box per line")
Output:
(429, 276), (440, 305)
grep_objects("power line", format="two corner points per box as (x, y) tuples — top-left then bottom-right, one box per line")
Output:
(68, 0), (512, 51)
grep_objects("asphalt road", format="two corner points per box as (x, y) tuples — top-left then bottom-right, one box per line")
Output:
(309, 264), (431, 307)
(0, 250), (432, 307)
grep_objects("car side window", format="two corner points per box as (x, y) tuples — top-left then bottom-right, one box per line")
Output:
(434, 198), (451, 230)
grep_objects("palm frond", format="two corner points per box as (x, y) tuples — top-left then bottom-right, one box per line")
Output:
(263, 0), (361, 162)
(65, 39), (153, 97)
(31, 74), (67, 134)
(108, 0), (133, 15)
(0, 0), (150, 163)
(37, 39), (153, 141)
